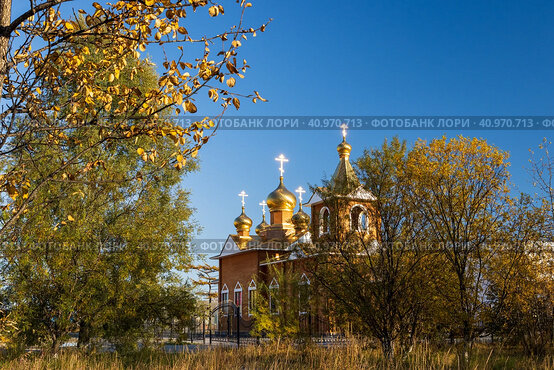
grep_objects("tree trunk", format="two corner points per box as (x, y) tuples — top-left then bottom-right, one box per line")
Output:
(0, 0), (12, 99)
(380, 335), (395, 361)
(51, 335), (62, 354)
(77, 320), (91, 349)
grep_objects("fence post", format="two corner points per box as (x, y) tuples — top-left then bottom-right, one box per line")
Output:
(236, 306), (240, 348)
(227, 312), (231, 338)
(202, 314), (205, 344)
(190, 316), (194, 343)
(209, 312), (212, 345)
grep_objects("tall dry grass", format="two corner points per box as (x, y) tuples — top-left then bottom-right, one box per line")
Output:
(1, 340), (552, 369)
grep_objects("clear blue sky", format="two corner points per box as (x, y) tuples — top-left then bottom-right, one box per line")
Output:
(13, 1), (553, 243)
(181, 0), (553, 241)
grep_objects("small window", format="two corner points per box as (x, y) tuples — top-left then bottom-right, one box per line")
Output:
(221, 284), (229, 315)
(234, 282), (243, 316)
(319, 207), (330, 235)
(248, 280), (257, 316)
(360, 212), (368, 230)
(351, 205), (369, 232)
(269, 278), (279, 314)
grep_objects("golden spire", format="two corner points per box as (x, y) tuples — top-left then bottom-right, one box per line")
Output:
(234, 190), (252, 233)
(331, 124), (360, 194)
(292, 186), (310, 230)
(295, 186), (306, 204)
(255, 200), (269, 236)
(267, 154), (296, 212)
(337, 123), (352, 159)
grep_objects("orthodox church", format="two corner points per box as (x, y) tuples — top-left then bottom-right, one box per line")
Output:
(213, 128), (376, 334)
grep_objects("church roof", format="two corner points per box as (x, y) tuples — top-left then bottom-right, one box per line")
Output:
(211, 231), (310, 260)
(305, 137), (376, 204)
(329, 153), (361, 195)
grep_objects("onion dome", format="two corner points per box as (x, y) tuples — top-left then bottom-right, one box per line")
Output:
(255, 215), (269, 236)
(337, 138), (352, 159)
(267, 176), (297, 212)
(233, 207), (252, 232)
(291, 207), (310, 230)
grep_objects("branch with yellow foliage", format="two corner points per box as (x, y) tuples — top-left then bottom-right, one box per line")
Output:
(0, 0), (269, 239)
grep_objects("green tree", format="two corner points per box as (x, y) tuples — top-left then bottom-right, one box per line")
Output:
(251, 266), (312, 341)
(1, 49), (200, 353)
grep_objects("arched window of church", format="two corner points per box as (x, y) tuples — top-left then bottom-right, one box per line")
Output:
(221, 284), (229, 315)
(234, 282), (242, 316)
(299, 273), (310, 315)
(350, 205), (369, 232)
(319, 207), (330, 235)
(269, 278), (279, 314)
(248, 280), (257, 316)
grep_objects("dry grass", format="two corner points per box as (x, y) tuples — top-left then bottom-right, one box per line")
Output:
(1, 341), (552, 369)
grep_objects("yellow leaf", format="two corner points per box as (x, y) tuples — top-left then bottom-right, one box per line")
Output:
(184, 101), (197, 113)
(137, 148), (145, 155)
(232, 97), (240, 110)
(226, 61), (239, 74)
(209, 6), (219, 17)
(67, 215), (75, 222)
(65, 22), (74, 31)
(226, 77), (236, 87)
(6, 183), (17, 200)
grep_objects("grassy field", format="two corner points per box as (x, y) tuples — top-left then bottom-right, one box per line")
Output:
(1, 341), (552, 369)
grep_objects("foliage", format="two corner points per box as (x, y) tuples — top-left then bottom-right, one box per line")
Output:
(302, 137), (432, 358)
(529, 137), (554, 239)
(192, 262), (219, 302)
(0, 47), (199, 353)
(404, 136), (512, 347)
(0, 0), (268, 239)
(302, 135), (552, 360)
(250, 266), (312, 340)
(0, 310), (16, 346)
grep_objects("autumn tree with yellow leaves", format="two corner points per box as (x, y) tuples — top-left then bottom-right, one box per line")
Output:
(0, 0), (268, 239)
(304, 135), (552, 360)
(404, 137), (512, 354)
(0, 0), (269, 352)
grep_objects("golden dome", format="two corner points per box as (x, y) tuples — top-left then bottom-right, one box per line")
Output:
(291, 207), (310, 229)
(337, 138), (352, 158)
(267, 176), (297, 212)
(233, 207), (252, 232)
(255, 215), (269, 235)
